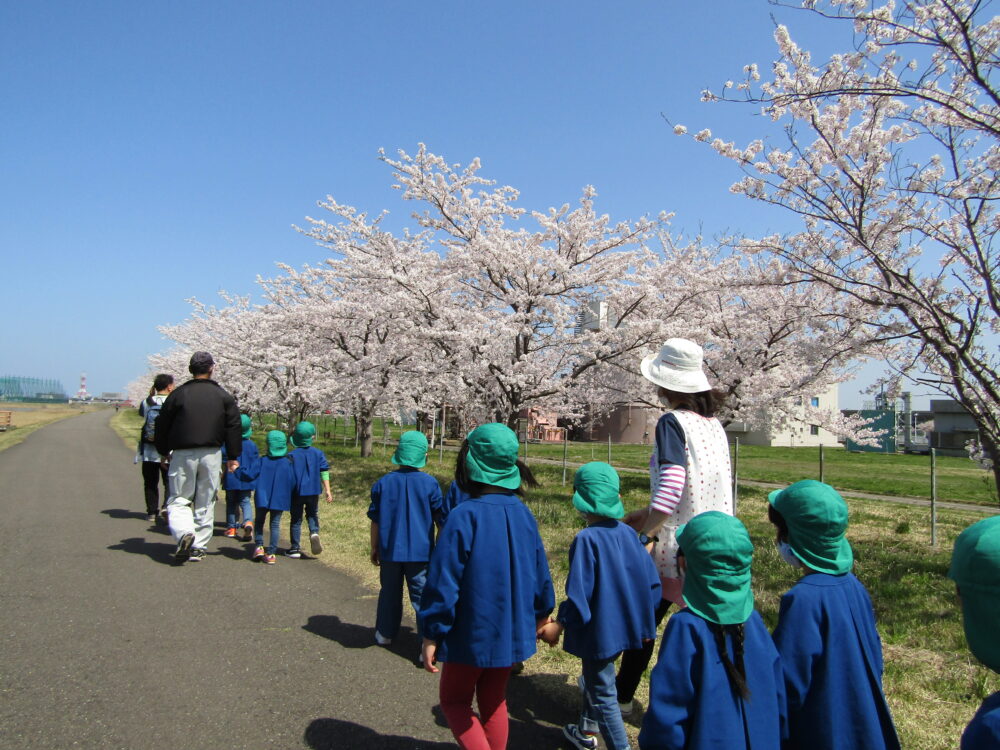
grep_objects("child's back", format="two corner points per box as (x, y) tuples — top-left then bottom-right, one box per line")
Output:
(561, 519), (660, 660)
(774, 572), (897, 750)
(290, 444), (328, 496)
(369, 466), (442, 562)
(768, 480), (900, 750)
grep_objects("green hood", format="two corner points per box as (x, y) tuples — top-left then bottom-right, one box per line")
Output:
(676, 511), (754, 626)
(948, 516), (1000, 673)
(768, 480), (853, 575)
(465, 423), (520, 490)
(572, 462), (624, 519)
(392, 430), (428, 468)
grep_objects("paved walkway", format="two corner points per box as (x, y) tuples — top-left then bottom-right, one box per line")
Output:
(0, 411), (572, 749)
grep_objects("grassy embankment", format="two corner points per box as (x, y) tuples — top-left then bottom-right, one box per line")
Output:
(111, 410), (998, 749)
(0, 401), (106, 452)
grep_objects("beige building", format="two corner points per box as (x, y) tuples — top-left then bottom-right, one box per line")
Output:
(725, 384), (841, 447)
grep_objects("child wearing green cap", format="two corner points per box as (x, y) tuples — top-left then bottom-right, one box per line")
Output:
(234, 429), (295, 565)
(638, 511), (785, 750)
(948, 516), (1000, 748)
(286, 421), (333, 558)
(767, 480), (900, 750)
(222, 414), (259, 540)
(367, 430), (444, 647)
(419, 422), (554, 750)
(538, 462), (661, 750)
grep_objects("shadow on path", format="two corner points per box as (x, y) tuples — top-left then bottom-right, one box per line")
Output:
(303, 614), (423, 659)
(305, 718), (454, 749)
(101, 508), (148, 521)
(107, 537), (177, 565)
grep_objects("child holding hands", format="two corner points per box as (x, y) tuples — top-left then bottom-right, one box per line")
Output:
(418, 423), (554, 750)
(234, 430), (295, 565)
(538, 462), (661, 750)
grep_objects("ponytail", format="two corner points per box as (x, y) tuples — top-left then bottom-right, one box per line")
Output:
(710, 622), (750, 700)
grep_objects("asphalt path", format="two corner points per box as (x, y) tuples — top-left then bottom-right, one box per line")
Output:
(0, 411), (573, 749)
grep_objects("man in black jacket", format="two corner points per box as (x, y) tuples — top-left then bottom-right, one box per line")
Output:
(155, 351), (242, 563)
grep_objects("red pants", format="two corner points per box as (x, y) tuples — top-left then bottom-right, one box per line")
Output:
(439, 662), (512, 750)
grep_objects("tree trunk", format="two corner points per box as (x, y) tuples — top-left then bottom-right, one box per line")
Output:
(357, 410), (374, 458)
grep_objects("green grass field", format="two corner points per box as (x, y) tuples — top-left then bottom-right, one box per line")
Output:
(109, 411), (998, 749)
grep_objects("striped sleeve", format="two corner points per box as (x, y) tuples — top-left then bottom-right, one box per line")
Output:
(651, 463), (686, 514)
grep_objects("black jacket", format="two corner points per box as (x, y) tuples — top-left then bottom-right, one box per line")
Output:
(154, 378), (242, 458)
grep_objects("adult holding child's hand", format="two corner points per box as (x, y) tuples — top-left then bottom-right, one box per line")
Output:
(616, 338), (733, 718)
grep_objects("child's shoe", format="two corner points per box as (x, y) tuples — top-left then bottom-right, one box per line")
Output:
(562, 724), (598, 750)
(242, 522), (254, 541)
(224, 528), (237, 538)
(189, 549), (206, 562)
(618, 699), (637, 718)
(309, 532), (323, 555)
(252, 546), (265, 561)
(264, 553), (277, 565)
(286, 548), (302, 559)
(375, 631), (392, 646)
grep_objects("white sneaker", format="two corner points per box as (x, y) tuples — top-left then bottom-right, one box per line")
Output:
(309, 532), (323, 555)
(562, 724), (598, 750)
(619, 698), (637, 718)
(375, 631), (392, 646)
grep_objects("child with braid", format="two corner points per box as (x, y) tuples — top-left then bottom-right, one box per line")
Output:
(638, 511), (785, 750)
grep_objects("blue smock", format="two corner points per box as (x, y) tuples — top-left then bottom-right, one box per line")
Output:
(223, 439), (259, 491)
(442, 480), (470, 517)
(418, 492), (555, 668)
(367, 467), (443, 562)
(963, 692), (1000, 749)
(290, 445), (329, 496)
(235, 454), (294, 511)
(639, 609), (786, 750)
(557, 519), (661, 660)
(773, 573), (900, 750)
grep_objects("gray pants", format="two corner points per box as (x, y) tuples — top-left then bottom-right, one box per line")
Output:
(166, 447), (222, 550)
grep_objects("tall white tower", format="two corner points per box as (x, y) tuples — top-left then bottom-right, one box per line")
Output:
(76, 373), (91, 400)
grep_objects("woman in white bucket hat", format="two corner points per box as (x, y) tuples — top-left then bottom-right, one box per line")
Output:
(615, 338), (734, 717)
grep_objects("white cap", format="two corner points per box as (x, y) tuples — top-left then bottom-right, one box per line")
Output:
(640, 338), (712, 394)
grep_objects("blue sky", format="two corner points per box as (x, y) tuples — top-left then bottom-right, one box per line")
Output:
(2, 1), (896, 407)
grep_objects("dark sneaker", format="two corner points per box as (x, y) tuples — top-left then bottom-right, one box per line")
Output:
(562, 724), (598, 750)
(189, 549), (206, 562)
(242, 522), (254, 541)
(174, 532), (195, 562)
(309, 533), (323, 555)
(146, 513), (156, 523)
(286, 548), (302, 559)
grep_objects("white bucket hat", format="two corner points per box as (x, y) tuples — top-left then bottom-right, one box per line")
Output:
(640, 338), (712, 394)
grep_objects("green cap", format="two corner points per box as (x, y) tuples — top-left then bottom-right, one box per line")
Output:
(768, 480), (853, 575)
(465, 423), (521, 490)
(572, 462), (624, 519)
(948, 516), (1000, 673)
(676, 511), (754, 626)
(291, 420), (316, 448)
(266, 430), (288, 457)
(392, 430), (428, 468)
(240, 414), (253, 439)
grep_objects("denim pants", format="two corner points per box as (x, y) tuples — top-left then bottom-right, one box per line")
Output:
(580, 655), (632, 750)
(375, 560), (427, 641)
(253, 508), (283, 554)
(288, 494), (320, 549)
(225, 489), (253, 529)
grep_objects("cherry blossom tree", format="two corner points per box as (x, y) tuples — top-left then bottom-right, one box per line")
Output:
(681, 0), (1000, 490)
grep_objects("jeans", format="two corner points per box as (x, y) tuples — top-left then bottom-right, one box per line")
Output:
(375, 560), (427, 640)
(141, 460), (168, 516)
(166, 447), (222, 550)
(288, 494), (320, 549)
(225, 489), (253, 529)
(253, 508), (283, 554)
(439, 662), (512, 750)
(616, 598), (672, 702)
(581, 656), (632, 750)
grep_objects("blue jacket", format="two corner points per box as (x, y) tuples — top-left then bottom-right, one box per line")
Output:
(223, 439), (259, 491)
(290, 445), (329, 496)
(442, 480), (470, 517)
(367, 467), (443, 562)
(772, 573), (900, 750)
(418, 492), (555, 668)
(235, 453), (295, 512)
(639, 609), (786, 750)
(963, 692), (1000, 749)
(557, 519), (661, 660)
